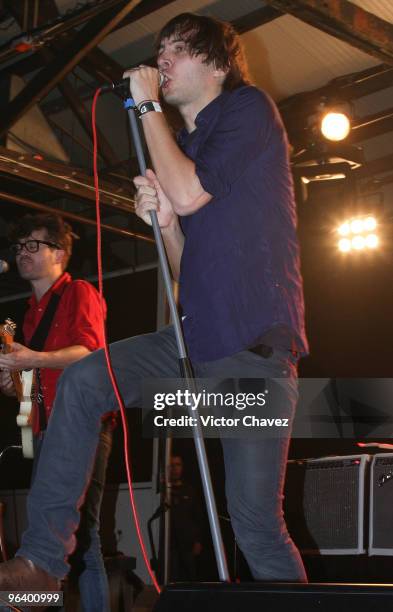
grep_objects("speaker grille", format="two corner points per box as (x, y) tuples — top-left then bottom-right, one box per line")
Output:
(285, 455), (368, 554)
(369, 453), (393, 555)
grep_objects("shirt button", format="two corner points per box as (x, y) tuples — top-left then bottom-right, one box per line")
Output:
(38, 308), (42, 312)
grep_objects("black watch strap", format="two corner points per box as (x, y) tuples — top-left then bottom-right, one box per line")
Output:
(137, 100), (162, 118)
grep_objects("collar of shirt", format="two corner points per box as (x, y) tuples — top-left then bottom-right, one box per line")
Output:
(28, 271), (71, 310)
(177, 89), (230, 148)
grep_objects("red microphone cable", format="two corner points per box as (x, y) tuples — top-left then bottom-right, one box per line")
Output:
(92, 88), (161, 595)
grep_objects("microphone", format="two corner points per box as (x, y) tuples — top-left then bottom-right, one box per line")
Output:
(100, 77), (130, 93)
(101, 72), (164, 93)
(0, 260), (9, 274)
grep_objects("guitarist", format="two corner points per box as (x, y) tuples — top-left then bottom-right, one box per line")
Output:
(0, 213), (113, 612)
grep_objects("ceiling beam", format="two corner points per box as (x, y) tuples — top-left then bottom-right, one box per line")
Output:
(5, 0), (59, 29)
(0, 190), (154, 243)
(351, 108), (393, 143)
(355, 153), (393, 179)
(0, 0), (143, 138)
(80, 47), (125, 85)
(228, 6), (282, 34)
(0, 0), (178, 77)
(2, 46), (124, 83)
(0, 145), (134, 211)
(0, 0), (124, 65)
(264, 0), (393, 65)
(280, 64), (393, 115)
(364, 172), (393, 188)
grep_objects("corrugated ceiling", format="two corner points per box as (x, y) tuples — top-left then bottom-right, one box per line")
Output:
(242, 13), (380, 101)
(350, 0), (393, 23)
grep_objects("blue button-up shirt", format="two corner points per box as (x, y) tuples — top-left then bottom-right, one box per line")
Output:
(177, 85), (308, 363)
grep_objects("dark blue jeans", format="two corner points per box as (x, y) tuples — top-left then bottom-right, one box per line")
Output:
(32, 422), (112, 612)
(18, 326), (306, 583)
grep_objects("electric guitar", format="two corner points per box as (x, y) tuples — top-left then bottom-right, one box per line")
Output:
(0, 319), (34, 459)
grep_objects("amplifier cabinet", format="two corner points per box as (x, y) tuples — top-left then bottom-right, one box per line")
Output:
(369, 453), (393, 555)
(285, 454), (369, 555)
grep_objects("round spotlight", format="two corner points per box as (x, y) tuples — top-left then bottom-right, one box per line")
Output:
(338, 222), (350, 236)
(321, 112), (351, 141)
(365, 234), (379, 249)
(351, 219), (364, 234)
(338, 238), (351, 252)
(364, 216), (377, 231)
(352, 236), (365, 250)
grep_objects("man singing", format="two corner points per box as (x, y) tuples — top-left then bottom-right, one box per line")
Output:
(0, 13), (307, 593)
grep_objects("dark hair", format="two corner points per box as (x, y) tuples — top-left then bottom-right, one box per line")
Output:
(8, 213), (73, 269)
(156, 13), (250, 91)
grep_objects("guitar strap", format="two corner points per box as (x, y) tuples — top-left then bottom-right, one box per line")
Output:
(25, 287), (65, 431)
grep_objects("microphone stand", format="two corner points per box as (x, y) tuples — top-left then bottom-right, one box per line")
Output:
(147, 502), (169, 575)
(124, 95), (229, 583)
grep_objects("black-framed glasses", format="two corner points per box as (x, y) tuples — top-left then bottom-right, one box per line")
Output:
(9, 240), (61, 255)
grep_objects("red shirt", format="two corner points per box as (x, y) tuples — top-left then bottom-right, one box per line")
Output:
(23, 272), (105, 433)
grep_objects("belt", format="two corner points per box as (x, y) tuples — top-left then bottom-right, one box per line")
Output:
(249, 344), (299, 360)
(249, 343), (274, 358)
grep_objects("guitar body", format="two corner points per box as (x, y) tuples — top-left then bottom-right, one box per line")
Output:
(16, 370), (35, 459)
(0, 319), (34, 459)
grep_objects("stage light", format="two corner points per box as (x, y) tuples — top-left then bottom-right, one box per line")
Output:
(352, 236), (365, 250)
(365, 234), (378, 248)
(338, 238), (351, 252)
(350, 219), (364, 234)
(338, 222), (350, 236)
(336, 215), (379, 253)
(364, 216), (377, 231)
(321, 112), (351, 141)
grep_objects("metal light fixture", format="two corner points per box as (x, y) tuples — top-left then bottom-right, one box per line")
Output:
(337, 215), (379, 253)
(321, 111), (351, 142)
(292, 99), (361, 191)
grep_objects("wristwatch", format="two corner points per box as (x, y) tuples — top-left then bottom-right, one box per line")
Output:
(137, 100), (162, 118)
